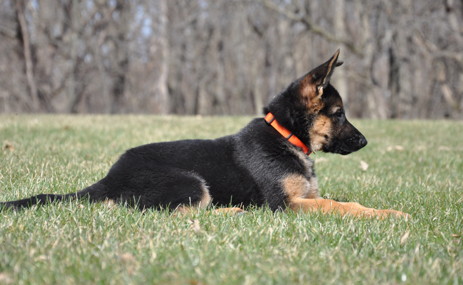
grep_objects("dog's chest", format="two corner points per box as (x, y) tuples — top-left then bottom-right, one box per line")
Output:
(290, 147), (316, 176)
(283, 148), (320, 199)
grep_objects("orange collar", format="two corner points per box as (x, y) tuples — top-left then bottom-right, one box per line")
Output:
(264, 113), (311, 155)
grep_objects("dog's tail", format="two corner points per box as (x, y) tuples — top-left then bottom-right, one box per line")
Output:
(0, 182), (107, 210)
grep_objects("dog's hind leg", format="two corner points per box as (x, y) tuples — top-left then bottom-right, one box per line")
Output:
(128, 169), (245, 215)
(106, 169), (212, 211)
(162, 171), (212, 211)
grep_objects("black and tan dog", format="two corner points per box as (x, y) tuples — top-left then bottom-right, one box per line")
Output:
(1, 50), (408, 218)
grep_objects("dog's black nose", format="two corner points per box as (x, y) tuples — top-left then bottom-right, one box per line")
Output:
(358, 136), (368, 148)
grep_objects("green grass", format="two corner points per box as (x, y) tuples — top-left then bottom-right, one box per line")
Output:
(0, 115), (462, 285)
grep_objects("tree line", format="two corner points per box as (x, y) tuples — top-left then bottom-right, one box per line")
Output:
(0, 0), (462, 118)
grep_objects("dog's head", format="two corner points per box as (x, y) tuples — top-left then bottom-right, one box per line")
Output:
(265, 49), (367, 155)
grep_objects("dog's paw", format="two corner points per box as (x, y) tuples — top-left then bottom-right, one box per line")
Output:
(380, 209), (411, 220)
(364, 209), (410, 220)
(213, 207), (246, 215)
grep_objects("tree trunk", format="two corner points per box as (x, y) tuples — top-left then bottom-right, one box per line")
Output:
(155, 0), (170, 114)
(110, 0), (130, 114)
(333, 0), (348, 110)
(15, 0), (39, 111)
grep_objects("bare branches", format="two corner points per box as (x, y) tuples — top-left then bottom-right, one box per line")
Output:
(413, 31), (463, 64)
(259, 0), (363, 55)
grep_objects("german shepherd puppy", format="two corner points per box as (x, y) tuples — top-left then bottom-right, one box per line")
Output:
(1, 50), (408, 218)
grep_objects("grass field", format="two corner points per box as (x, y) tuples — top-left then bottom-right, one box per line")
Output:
(0, 115), (462, 284)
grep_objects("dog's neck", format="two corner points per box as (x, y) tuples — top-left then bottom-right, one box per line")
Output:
(264, 113), (312, 155)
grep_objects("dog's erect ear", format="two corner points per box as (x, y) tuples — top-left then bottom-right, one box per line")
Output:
(310, 49), (342, 90)
(299, 49), (342, 112)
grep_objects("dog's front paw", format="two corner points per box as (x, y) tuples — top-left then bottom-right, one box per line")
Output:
(374, 209), (411, 220)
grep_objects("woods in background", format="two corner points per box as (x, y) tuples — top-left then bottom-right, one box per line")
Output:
(0, 0), (462, 118)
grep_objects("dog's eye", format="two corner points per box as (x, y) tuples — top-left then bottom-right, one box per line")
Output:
(334, 110), (344, 118)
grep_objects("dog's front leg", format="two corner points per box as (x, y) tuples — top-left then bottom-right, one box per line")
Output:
(288, 197), (409, 219)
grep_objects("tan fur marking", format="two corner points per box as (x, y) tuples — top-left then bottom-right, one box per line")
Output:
(198, 186), (212, 209)
(331, 106), (341, 114)
(173, 205), (192, 215)
(288, 198), (410, 219)
(299, 78), (324, 113)
(213, 207), (246, 214)
(299, 80), (315, 100)
(175, 207), (245, 216)
(307, 176), (320, 199)
(282, 174), (319, 199)
(102, 199), (117, 208)
(282, 174), (309, 199)
(309, 115), (332, 151)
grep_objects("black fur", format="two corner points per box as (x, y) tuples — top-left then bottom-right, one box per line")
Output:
(1, 50), (367, 212)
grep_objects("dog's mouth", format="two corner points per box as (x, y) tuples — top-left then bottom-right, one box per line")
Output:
(327, 147), (353, 155)
(323, 137), (367, 155)
(337, 149), (353, 155)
